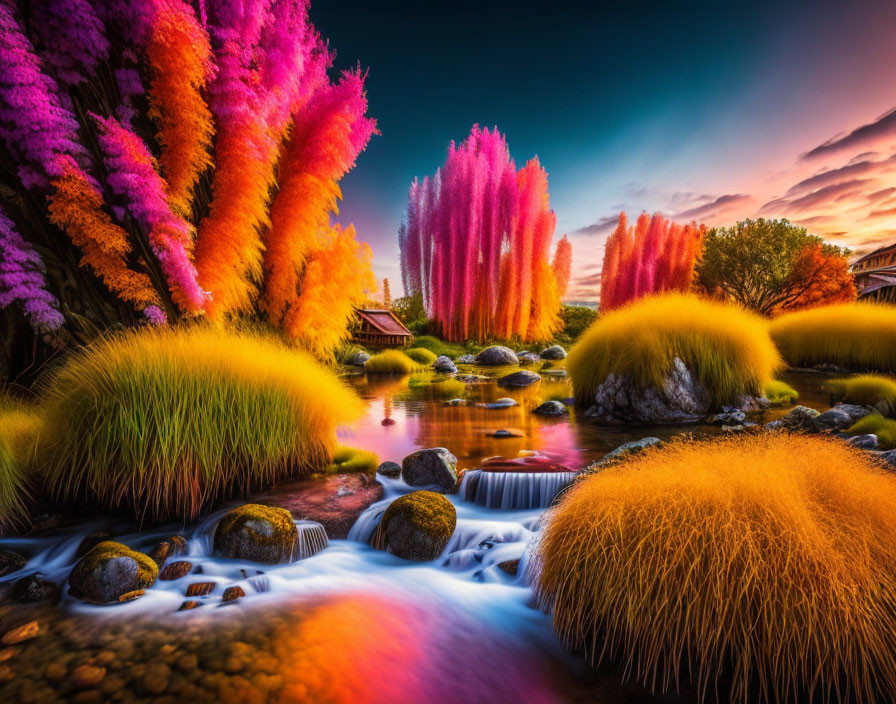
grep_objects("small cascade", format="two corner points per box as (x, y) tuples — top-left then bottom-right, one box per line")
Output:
(347, 501), (390, 544)
(461, 470), (576, 509)
(294, 520), (328, 560)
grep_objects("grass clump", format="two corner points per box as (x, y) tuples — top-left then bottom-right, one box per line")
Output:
(0, 398), (41, 531)
(763, 379), (798, 405)
(769, 301), (896, 372)
(364, 350), (421, 375)
(325, 445), (379, 474)
(410, 335), (467, 359)
(38, 326), (363, 522)
(827, 374), (896, 416)
(536, 433), (896, 703)
(404, 347), (437, 365)
(848, 414), (896, 449)
(568, 294), (782, 408)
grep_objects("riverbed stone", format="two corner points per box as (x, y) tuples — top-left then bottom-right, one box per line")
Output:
(376, 461), (402, 478)
(213, 504), (298, 564)
(456, 354), (476, 364)
(482, 397), (518, 409)
(475, 346), (519, 366)
(585, 357), (710, 424)
(810, 405), (870, 432)
(532, 400), (568, 416)
(371, 491), (456, 561)
(765, 405), (820, 431)
(497, 370), (541, 388)
(432, 355), (457, 374)
(847, 433), (878, 450)
(540, 345), (567, 360)
(69, 542), (158, 604)
(75, 531), (114, 559)
(1, 620), (38, 645)
(12, 574), (59, 602)
(148, 535), (187, 567)
(402, 447), (458, 492)
(158, 561), (192, 581)
(708, 409), (746, 425)
(517, 352), (541, 365)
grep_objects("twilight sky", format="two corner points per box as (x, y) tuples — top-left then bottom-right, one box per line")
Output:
(310, 0), (896, 302)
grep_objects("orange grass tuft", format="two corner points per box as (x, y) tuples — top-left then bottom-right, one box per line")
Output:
(535, 433), (896, 703)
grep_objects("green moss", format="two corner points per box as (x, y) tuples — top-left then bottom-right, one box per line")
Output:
(372, 490), (456, 561)
(848, 414), (896, 449)
(404, 347), (437, 365)
(764, 379), (799, 405)
(410, 336), (468, 359)
(364, 350), (421, 375)
(325, 445), (379, 474)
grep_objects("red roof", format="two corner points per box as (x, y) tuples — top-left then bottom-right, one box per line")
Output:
(355, 309), (412, 336)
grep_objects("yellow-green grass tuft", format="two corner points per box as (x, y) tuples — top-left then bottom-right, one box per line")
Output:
(364, 350), (421, 375)
(410, 335), (467, 359)
(769, 302), (896, 372)
(37, 326), (364, 522)
(848, 414), (896, 449)
(568, 294), (782, 408)
(325, 445), (379, 474)
(404, 347), (437, 365)
(827, 374), (896, 416)
(536, 433), (896, 703)
(763, 379), (798, 405)
(0, 399), (41, 531)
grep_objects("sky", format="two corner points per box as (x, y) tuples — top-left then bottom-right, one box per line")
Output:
(309, 0), (896, 302)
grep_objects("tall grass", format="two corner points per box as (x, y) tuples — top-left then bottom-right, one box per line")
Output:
(769, 302), (896, 372)
(826, 374), (896, 416)
(536, 434), (896, 703)
(37, 326), (363, 522)
(568, 294), (782, 408)
(0, 398), (41, 531)
(763, 379), (798, 405)
(364, 350), (421, 375)
(848, 414), (896, 449)
(404, 347), (437, 365)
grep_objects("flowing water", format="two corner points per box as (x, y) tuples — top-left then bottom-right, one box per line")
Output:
(0, 365), (833, 703)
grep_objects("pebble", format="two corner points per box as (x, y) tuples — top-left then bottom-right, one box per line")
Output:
(45, 662), (67, 682)
(70, 664), (106, 688)
(0, 646), (19, 662)
(118, 589), (145, 602)
(221, 586), (246, 603)
(185, 582), (216, 597)
(141, 662), (171, 695)
(178, 600), (202, 612)
(2, 620), (39, 645)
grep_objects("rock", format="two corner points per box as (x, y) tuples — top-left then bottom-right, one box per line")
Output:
(221, 586), (245, 603)
(487, 429), (524, 438)
(213, 504), (298, 564)
(402, 448), (458, 492)
(178, 600), (201, 611)
(68, 541), (158, 604)
(257, 473), (384, 540)
(540, 345), (567, 360)
(811, 409), (854, 432)
(532, 400), (569, 416)
(708, 410), (746, 425)
(517, 352), (541, 365)
(456, 354), (476, 364)
(1, 621), (38, 645)
(12, 574), (59, 602)
(497, 559), (520, 576)
(432, 355), (458, 374)
(117, 589), (144, 602)
(371, 491), (456, 561)
(148, 535), (187, 567)
(475, 346), (519, 366)
(75, 531), (114, 559)
(605, 437), (662, 460)
(497, 370), (541, 388)
(45, 662), (67, 682)
(0, 647), (18, 663)
(185, 582), (215, 597)
(847, 434), (878, 450)
(584, 358), (711, 424)
(481, 397), (518, 409)
(541, 368), (568, 378)
(70, 664), (106, 689)
(445, 398), (466, 406)
(158, 561), (192, 581)
(877, 450), (896, 468)
(0, 549), (26, 577)
(140, 662), (171, 695)
(766, 405), (821, 431)
(376, 461), (401, 478)
(346, 351), (370, 367)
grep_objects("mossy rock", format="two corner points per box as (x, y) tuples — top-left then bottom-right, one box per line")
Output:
(68, 541), (158, 604)
(372, 490), (456, 561)
(213, 504), (298, 564)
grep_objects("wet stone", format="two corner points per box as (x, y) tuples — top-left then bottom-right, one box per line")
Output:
(148, 535), (187, 567)
(75, 531), (113, 560)
(532, 400), (568, 416)
(496, 370), (541, 388)
(159, 561), (192, 581)
(221, 586), (246, 603)
(141, 662), (171, 695)
(70, 664), (106, 688)
(185, 582), (216, 597)
(12, 574), (60, 602)
(376, 461), (401, 478)
(0, 549), (26, 577)
(497, 560), (520, 576)
(2, 620), (39, 645)
(177, 600), (202, 612)
(118, 589), (145, 602)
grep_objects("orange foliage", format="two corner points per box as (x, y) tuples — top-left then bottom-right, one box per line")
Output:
(144, 0), (214, 216)
(774, 242), (857, 313)
(551, 234), (572, 298)
(47, 158), (158, 309)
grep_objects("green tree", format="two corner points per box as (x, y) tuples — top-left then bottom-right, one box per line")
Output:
(695, 219), (851, 315)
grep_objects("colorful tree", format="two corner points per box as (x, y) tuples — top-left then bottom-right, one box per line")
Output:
(382, 278), (392, 309)
(0, 0), (376, 374)
(399, 126), (566, 342)
(773, 243), (857, 313)
(551, 234), (572, 299)
(600, 212), (704, 311)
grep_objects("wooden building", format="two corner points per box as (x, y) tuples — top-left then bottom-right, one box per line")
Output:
(853, 242), (896, 303)
(353, 308), (413, 347)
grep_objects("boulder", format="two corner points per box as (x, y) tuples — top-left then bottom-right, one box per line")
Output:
(12, 574), (59, 603)
(0, 550), (25, 578)
(517, 352), (541, 365)
(371, 491), (456, 561)
(497, 370), (541, 388)
(847, 434), (878, 450)
(432, 356), (458, 374)
(402, 448), (458, 492)
(147, 535), (187, 567)
(532, 400), (568, 416)
(475, 346), (519, 366)
(376, 461), (402, 478)
(213, 504), (298, 564)
(584, 358), (710, 424)
(68, 541), (158, 604)
(540, 345), (567, 360)
(347, 351), (370, 367)
(456, 354), (476, 364)
(765, 405), (821, 431)
(810, 404), (871, 432)
(75, 531), (114, 559)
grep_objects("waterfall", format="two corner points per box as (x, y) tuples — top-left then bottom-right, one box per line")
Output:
(347, 501), (391, 544)
(294, 521), (329, 560)
(460, 470), (576, 509)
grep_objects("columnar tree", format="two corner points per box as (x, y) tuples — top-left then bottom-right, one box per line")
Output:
(398, 125), (567, 342)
